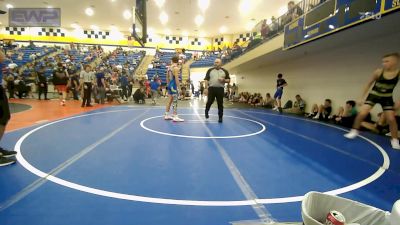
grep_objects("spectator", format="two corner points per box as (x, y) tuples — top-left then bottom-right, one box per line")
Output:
(70, 72), (80, 101)
(179, 49), (187, 63)
(331, 107), (345, 121)
(334, 100), (358, 127)
(8, 62), (17, 70)
(36, 66), (49, 100)
(289, 1), (304, 18)
(29, 53), (37, 61)
(199, 82), (205, 99)
(150, 78), (161, 105)
(285, 94), (306, 115)
(283, 1), (304, 25)
(119, 72), (129, 101)
(262, 93), (275, 108)
(67, 64), (79, 100)
(247, 94), (254, 104)
(15, 75), (28, 99)
(96, 67), (106, 104)
(28, 40), (35, 48)
(251, 93), (263, 107)
(239, 92), (250, 103)
(313, 99), (332, 121)
(133, 87), (145, 104)
(53, 63), (69, 106)
(230, 83), (238, 100)
(260, 19), (270, 39)
(180, 84), (187, 100)
(361, 112), (392, 135)
(144, 79), (151, 97)
(269, 16), (279, 35)
(127, 76), (134, 99)
(6, 74), (15, 99)
(231, 41), (243, 59)
(17, 52), (23, 61)
(306, 104), (319, 118)
(190, 81), (195, 95)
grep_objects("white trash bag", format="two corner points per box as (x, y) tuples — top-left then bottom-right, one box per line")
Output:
(391, 200), (400, 225)
(302, 192), (391, 225)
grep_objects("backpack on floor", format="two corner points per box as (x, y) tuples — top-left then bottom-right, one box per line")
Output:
(283, 100), (293, 109)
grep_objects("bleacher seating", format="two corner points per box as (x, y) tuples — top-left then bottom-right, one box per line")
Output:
(6, 46), (56, 67)
(58, 49), (97, 65)
(107, 51), (145, 67)
(146, 66), (168, 83)
(156, 51), (192, 64)
(146, 51), (192, 84)
(190, 54), (218, 68)
(36, 49), (100, 78)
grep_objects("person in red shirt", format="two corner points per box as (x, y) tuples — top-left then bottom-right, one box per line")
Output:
(145, 79), (151, 97)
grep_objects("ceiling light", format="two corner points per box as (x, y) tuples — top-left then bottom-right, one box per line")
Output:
(123, 9), (132, 20)
(219, 26), (227, 34)
(159, 11), (168, 25)
(239, 0), (261, 15)
(239, 0), (251, 15)
(129, 27), (133, 33)
(154, 0), (165, 8)
(47, 6), (53, 8)
(6, 4), (14, 9)
(278, 6), (287, 16)
(164, 28), (171, 35)
(85, 7), (94, 16)
(195, 15), (204, 26)
(90, 25), (99, 30)
(182, 31), (189, 37)
(111, 0), (117, 2)
(198, 0), (210, 12)
(266, 19), (272, 25)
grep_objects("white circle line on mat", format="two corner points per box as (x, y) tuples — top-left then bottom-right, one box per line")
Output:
(14, 108), (389, 206)
(140, 114), (266, 139)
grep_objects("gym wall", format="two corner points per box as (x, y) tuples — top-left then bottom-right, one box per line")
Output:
(0, 26), (249, 51)
(233, 31), (400, 117)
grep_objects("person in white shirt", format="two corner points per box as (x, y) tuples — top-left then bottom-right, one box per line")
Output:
(80, 65), (95, 107)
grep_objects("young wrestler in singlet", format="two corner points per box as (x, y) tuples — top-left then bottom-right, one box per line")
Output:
(345, 53), (400, 150)
(164, 56), (184, 122)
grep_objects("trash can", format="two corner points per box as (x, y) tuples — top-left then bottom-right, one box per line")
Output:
(302, 192), (391, 225)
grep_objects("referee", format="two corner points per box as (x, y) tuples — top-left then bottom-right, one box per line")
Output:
(80, 65), (95, 107)
(204, 58), (230, 123)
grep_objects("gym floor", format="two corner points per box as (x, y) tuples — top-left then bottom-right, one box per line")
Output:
(0, 99), (399, 225)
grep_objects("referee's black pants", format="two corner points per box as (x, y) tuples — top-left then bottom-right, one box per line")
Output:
(82, 83), (92, 107)
(205, 87), (224, 119)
